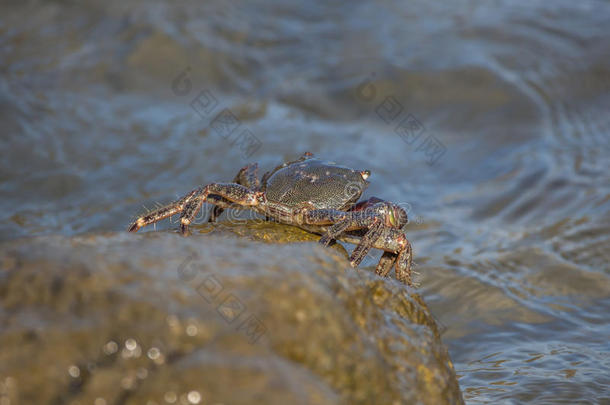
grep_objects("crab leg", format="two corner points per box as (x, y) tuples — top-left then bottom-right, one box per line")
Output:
(310, 211), (378, 246)
(179, 183), (261, 234)
(303, 200), (402, 240)
(205, 194), (239, 209)
(362, 226), (413, 285)
(376, 251), (396, 277)
(129, 183), (261, 234)
(302, 209), (350, 226)
(128, 188), (201, 232)
(395, 242), (413, 286)
(237, 163), (261, 189)
(348, 220), (385, 266)
(209, 163), (260, 222)
(340, 224), (413, 285)
(301, 223), (414, 286)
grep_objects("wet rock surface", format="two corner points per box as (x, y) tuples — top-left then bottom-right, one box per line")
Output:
(0, 228), (462, 405)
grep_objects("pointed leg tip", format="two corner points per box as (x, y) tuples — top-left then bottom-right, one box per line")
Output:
(396, 271), (414, 287)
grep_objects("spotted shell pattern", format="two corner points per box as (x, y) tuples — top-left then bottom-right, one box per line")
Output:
(263, 158), (370, 210)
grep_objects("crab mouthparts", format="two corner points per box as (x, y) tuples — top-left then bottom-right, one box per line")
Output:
(360, 170), (370, 180)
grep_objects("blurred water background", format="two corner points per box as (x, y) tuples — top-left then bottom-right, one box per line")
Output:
(1, 0), (609, 403)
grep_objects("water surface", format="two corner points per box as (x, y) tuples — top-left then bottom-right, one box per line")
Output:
(1, 0), (609, 402)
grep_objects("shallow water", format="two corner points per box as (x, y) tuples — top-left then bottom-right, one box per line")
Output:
(1, 0), (610, 403)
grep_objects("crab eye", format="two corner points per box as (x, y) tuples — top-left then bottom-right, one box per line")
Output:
(360, 170), (370, 180)
(388, 208), (396, 226)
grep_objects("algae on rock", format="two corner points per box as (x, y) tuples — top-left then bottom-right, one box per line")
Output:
(0, 229), (463, 404)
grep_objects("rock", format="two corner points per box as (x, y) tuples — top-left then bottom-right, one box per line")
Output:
(0, 228), (463, 405)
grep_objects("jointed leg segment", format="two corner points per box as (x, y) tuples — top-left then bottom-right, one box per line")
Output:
(305, 205), (414, 286)
(209, 163), (260, 222)
(179, 183), (261, 233)
(128, 183), (262, 235)
(127, 188), (201, 232)
(376, 252), (396, 277)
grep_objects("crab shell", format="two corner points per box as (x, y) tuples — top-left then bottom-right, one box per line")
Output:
(262, 158), (371, 211)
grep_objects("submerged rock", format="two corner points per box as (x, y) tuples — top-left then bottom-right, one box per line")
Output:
(0, 228), (463, 404)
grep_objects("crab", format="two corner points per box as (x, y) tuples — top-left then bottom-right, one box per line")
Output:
(128, 152), (414, 285)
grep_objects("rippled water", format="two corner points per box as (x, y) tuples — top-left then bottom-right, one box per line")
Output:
(1, 0), (609, 402)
